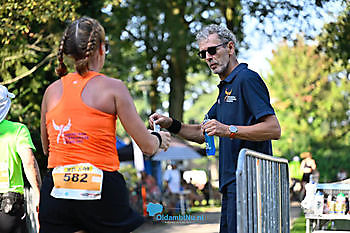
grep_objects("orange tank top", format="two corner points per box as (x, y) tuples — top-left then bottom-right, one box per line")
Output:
(46, 71), (119, 171)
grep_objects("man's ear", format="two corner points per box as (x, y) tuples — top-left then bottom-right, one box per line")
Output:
(227, 41), (235, 55)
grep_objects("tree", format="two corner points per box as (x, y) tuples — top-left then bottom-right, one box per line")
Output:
(107, 0), (343, 122)
(0, 1), (81, 129)
(317, 2), (350, 75)
(0, 0), (108, 170)
(266, 38), (350, 181)
(2, 0), (341, 126)
(106, 0), (224, 121)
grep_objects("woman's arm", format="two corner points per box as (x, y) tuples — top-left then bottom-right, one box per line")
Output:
(113, 80), (170, 155)
(40, 88), (49, 156)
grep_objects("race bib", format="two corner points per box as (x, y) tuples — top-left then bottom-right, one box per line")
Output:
(0, 162), (9, 190)
(51, 163), (103, 200)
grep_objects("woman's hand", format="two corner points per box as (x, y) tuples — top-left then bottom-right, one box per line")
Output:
(159, 131), (171, 151)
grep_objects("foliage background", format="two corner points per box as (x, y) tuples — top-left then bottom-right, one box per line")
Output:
(0, 0), (349, 181)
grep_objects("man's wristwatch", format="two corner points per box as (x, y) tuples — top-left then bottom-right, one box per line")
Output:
(228, 125), (238, 139)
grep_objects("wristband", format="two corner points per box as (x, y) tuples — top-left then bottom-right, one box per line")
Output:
(151, 131), (162, 148)
(167, 117), (182, 134)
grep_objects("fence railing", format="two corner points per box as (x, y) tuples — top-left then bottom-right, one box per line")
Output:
(236, 148), (290, 233)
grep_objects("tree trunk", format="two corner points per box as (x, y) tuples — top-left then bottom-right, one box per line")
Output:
(169, 49), (187, 121)
(149, 63), (161, 114)
(218, 0), (244, 45)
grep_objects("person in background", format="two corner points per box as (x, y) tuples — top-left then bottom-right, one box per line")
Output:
(0, 85), (42, 233)
(149, 24), (281, 233)
(337, 168), (347, 181)
(163, 162), (181, 214)
(289, 156), (303, 201)
(141, 171), (161, 203)
(39, 16), (170, 233)
(300, 152), (317, 184)
(289, 156), (303, 181)
(182, 178), (203, 207)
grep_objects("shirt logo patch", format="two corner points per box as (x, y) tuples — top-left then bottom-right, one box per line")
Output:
(224, 88), (237, 103)
(52, 119), (72, 144)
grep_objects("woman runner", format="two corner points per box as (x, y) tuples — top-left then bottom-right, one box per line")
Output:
(39, 16), (170, 233)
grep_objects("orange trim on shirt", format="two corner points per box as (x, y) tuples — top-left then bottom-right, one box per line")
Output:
(46, 71), (119, 171)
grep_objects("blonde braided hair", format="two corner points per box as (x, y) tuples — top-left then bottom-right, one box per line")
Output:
(55, 28), (69, 77)
(55, 17), (105, 77)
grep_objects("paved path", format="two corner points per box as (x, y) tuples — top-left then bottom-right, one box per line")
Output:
(134, 204), (302, 233)
(134, 208), (221, 233)
(290, 201), (302, 226)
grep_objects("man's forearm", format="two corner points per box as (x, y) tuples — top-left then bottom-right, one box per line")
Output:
(234, 115), (281, 141)
(177, 123), (205, 144)
(150, 113), (205, 144)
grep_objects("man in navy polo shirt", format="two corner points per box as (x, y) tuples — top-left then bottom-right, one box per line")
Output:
(149, 24), (281, 233)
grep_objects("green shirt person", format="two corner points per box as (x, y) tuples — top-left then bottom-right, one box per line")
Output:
(289, 156), (303, 181)
(0, 85), (42, 233)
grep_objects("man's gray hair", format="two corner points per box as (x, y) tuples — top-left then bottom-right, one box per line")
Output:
(196, 24), (237, 45)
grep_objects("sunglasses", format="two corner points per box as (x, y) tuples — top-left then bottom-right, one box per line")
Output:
(104, 40), (110, 55)
(197, 41), (228, 59)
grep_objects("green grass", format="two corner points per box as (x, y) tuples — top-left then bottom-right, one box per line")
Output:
(188, 204), (221, 214)
(291, 213), (306, 233)
(189, 206), (214, 213)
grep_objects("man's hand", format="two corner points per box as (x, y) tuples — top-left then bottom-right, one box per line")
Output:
(150, 113), (206, 144)
(149, 113), (172, 129)
(202, 119), (230, 137)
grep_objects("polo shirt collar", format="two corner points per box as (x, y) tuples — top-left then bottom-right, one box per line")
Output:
(218, 63), (248, 88)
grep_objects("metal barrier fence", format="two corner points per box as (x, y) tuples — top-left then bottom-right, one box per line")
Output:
(236, 149), (290, 233)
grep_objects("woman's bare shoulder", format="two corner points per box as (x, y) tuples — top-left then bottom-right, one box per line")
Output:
(44, 79), (62, 97)
(46, 79), (62, 90)
(96, 75), (128, 93)
(99, 75), (125, 86)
